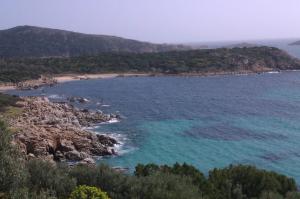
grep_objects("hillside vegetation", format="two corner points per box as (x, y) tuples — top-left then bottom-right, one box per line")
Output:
(0, 46), (300, 83)
(0, 26), (189, 58)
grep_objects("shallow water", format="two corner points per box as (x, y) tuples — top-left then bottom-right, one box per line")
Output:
(8, 71), (300, 183)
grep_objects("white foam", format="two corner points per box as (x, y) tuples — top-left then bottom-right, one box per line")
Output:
(99, 132), (136, 156)
(116, 146), (137, 156)
(48, 94), (63, 99)
(84, 125), (101, 131)
(101, 118), (120, 124)
(267, 71), (280, 74)
(101, 104), (110, 107)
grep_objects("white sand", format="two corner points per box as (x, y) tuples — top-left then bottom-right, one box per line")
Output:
(0, 85), (16, 92)
(54, 73), (149, 83)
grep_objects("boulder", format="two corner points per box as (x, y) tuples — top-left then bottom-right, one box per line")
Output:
(79, 158), (96, 165)
(65, 150), (83, 161)
(97, 134), (118, 147)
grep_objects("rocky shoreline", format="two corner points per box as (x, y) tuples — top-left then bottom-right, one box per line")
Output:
(10, 96), (119, 165)
(16, 76), (58, 90)
(0, 71), (294, 92)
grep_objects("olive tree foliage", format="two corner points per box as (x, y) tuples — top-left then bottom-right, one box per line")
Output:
(0, 121), (27, 198)
(69, 185), (110, 199)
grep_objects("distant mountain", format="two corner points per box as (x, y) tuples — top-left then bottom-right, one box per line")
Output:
(289, 40), (300, 46)
(0, 26), (190, 58)
(223, 42), (259, 49)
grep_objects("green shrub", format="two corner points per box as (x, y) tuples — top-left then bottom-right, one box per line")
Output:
(0, 94), (19, 112)
(129, 172), (204, 199)
(9, 188), (57, 199)
(69, 164), (133, 199)
(284, 192), (300, 199)
(135, 163), (214, 196)
(0, 121), (27, 196)
(259, 191), (283, 199)
(208, 164), (297, 199)
(69, 185), (110, 199)
(26, 160), (76, 198)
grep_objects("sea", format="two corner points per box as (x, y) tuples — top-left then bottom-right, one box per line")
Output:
(7, 39), (300, 184)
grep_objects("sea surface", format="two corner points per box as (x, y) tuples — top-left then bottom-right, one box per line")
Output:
(8, 71), (300, 184)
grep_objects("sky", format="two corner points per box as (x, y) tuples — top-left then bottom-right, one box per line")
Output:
(1, 0), (300, 43)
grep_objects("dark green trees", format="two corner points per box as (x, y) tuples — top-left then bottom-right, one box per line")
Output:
(134, 163), (298, 199)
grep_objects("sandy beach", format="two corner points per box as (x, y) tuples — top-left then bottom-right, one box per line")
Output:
(0, 85), (16, 92)
(0, 73), (150, 92)
(54, 73), (150, 83)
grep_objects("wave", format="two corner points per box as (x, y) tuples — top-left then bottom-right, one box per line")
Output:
(86, 124), (134, 157)
(267, 71), (280, 74)
(101, 104), (110, 107)
(100, 132), (136, 156)
(48, 94), (64, 99)
(101, 118), (120, 124)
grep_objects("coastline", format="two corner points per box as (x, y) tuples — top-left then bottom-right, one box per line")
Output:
(0, 73), (150, 92)
(0, 69), (297, 92)
(54, 73), (150, 83)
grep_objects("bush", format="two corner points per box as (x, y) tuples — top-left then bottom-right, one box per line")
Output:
(129, 172), (204, 199)
(10, 188), (57, 199)
(69, 185), (110, 199)
(0, 121), (27, 197)
(26, 160), (76, 198)
(284, 192), (300, 199)
(135, 163), (215, 196)
(69, 164), (133, 199)
(208, 164), (297, 199)
(0, 94), (19, 112)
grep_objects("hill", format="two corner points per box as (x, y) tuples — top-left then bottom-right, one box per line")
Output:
(290, 40), (300, 45)
(1, 46), (299, 83)
(223, 42), (259, 48)
(0, 26), (190, 58)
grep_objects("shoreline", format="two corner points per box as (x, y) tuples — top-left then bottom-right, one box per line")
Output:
(54, 73), (150, 83)
(0, 73), (150, 92)
(1, 69), (298, 92)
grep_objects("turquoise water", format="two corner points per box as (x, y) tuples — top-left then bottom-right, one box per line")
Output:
(8, 72), (300, 183)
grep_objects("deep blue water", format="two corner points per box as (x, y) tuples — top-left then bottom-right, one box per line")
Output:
(8, 72), (300, 183)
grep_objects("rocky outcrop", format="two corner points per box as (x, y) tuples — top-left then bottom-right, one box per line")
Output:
(10, 97), (118, 164)
(16, 76), (57, 90)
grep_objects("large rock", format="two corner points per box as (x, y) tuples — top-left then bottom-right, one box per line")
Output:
(11, 97), (118, 164)
(65, 150), (82, 161)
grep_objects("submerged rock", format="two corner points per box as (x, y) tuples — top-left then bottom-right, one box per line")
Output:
(67, 96), (90, 104)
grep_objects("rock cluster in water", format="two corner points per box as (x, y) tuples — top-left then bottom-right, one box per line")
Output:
(16, 76), (57, 90)
(11, 97), (118, 164)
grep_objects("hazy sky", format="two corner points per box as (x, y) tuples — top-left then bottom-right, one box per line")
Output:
(1, 0), (300, 43)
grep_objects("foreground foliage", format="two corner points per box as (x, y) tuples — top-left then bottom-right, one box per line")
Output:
(69, 185), (110, 199)
(0, 93), (19, 112)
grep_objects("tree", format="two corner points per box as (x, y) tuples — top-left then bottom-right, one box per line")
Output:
(69, 185), (110, 199)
